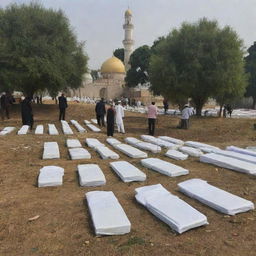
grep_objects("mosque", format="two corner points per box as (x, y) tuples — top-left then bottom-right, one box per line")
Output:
(69, 9), (161, 104)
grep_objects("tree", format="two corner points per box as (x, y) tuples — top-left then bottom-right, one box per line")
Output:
(113, 48), (124, 62)
(149, 18), (247, 116)
(0, 3), (88, 97)
(245, 42), (256, 109)
(151, 36), (165, 54)
(125, 45), (151, 87)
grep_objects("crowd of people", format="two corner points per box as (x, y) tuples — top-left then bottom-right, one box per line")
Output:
(0, 91), (220, 135)
(95, 98), (125, 136)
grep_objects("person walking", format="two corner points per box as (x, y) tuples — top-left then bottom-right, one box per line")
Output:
(163, 99), (169, 114)
(0, 92), (10, 120)
(58, 93), (68, 120)
(226, 104), (233, 117)
(180, 104), (191, 129)
(107, 104), (115, 136)
(115, 101), (125, 133)
(95, 98), (106, 126)
(21, 96), (34, 130)
(147, 102), (158, 136)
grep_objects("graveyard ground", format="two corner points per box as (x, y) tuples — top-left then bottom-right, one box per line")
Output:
(0, 102), (255, 256)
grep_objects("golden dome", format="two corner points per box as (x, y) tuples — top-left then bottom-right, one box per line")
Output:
(125, 9), (132, 16)
(101, 56), (125, 73)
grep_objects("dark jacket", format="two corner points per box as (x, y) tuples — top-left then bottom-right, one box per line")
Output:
(95, 100), (106, 115)
(107, 108), (115, 124)
(21, 97), (33, 126)
(58, 96), (68, 109)
(0, 94), (8, 109)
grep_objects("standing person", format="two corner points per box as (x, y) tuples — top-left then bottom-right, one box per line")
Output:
(226, 104), (233, 117)
(147, 102), (158, 136)
(163, 99), (169, 114)
(58, 93), (68, 120)
(223, 104), (227, 118)
(115, 101), (125, 133)
(95, 98), (106, 126)
(180, 104), (190, 129)
(21, 96), (34, 130)
(0, 92), (10, 120)
(107, 104), (115, 136)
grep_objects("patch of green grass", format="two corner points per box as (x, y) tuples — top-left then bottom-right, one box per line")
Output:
(119, 236), (146, 248)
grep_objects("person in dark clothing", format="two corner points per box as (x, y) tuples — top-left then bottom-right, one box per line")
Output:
(0, 92), (10, 120)
(223, 104), (227, 118)
(226, 104), (233, 117)
(58, 93), (68, 120)
(163, 99), (169, 114)
(95, 98), (106, 126)
(107, 104), (115, 136)
(21, 96), (34, 130)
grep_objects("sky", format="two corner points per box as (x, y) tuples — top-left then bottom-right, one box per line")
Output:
(1, 0), (256, 70)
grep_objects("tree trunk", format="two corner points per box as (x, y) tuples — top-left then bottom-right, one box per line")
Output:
(252, 97), (256, 109)
(219, 103), (223, 117)
(195, 105), (203, 116)
(192, 96), (207, 117)
(23, 89), (35, 99)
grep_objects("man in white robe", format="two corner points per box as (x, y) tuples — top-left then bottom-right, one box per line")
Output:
(115, 101), (125, 133)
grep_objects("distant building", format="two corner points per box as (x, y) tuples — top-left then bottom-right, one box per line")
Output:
(70, 9), (161, 104)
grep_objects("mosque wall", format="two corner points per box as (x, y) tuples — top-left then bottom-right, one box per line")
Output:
(69, 83), (124, 100)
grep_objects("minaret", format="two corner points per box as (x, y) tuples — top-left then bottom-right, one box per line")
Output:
(123, 9), (134, 71)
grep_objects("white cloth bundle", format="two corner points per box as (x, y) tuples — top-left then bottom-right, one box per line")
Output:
(96, 146), (119, 159)
(179, 146), (203, 157)
(48, 124), (59, 135)
(17, 125), (30, 135)
(43, 142), (60, 159)
(66, 139), (82, 148)
(106, 138), (122, 147)
(0, 127), (15, 135)
(200, 153), (256, 175)
(78, 164), (106, 186)
(135, 184), (208, 234)
(141, 158), (189, 177)
(61, 120), (73, 135)
(86, 124), (101, 132)
(85, 138), (105, 149)
(226, 146), (256, 158)
(35, 125), (44, 135)
(185, 141), (220, 150)
(125, 137), (161, 153)
(110, 161), (146, 182)
(69, 148), (91, 160)
(84, 120), (91, 125)
(91, 119), (98, 124)
(215, 149), (256, 164)
(178, 179), (255, 215)
(158, 136), (184, 145)
(165, 149), (188, 160)
(38, 166), (64, 187)
(114, 144), (148, 158)
(70, 120), (86, 133)
(86, 191), (131, 235)
(141, 135), (179, 149)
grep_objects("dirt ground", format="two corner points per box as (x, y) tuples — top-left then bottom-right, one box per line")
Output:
(0, 102), (255, 256)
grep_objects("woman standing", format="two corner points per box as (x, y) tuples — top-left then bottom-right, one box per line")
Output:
(21, 96), (34, 130)
(107, 104), (115, 136)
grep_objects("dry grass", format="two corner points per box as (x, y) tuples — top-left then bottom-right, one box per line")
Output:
(0, 102), (255, 256)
